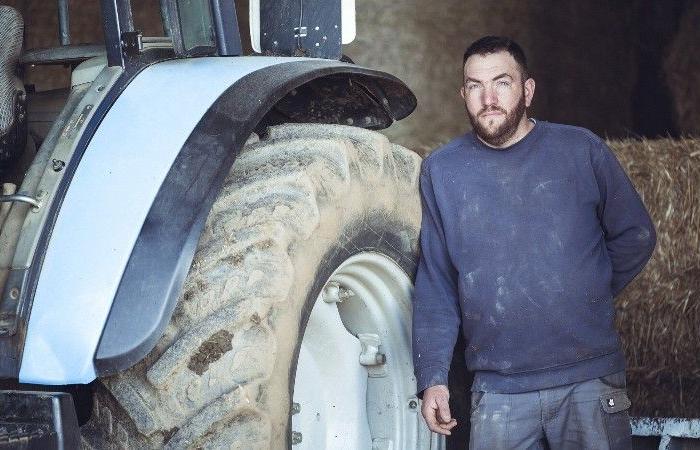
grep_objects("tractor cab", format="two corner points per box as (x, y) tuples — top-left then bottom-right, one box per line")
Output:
(3, 0), (362, 187)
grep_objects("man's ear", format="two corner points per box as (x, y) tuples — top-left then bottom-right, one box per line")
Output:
(524, 78), (535, 107)
(459, 85), (466, 101)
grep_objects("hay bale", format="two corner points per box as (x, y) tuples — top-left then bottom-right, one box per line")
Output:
(610, 137), (700, 417)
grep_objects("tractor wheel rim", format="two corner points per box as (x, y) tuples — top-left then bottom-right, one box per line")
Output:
(291, 251), (422, 449)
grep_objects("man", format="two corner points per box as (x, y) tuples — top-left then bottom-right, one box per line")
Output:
(412, 36), (656, 449)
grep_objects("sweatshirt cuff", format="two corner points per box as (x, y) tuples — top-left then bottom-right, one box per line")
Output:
(415, 365), (449, 397)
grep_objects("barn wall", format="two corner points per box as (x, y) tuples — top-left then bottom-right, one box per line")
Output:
(665, 2), (700, 136)
(346, 1), (643, 151)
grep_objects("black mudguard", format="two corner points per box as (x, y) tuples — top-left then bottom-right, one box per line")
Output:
(93, 59), (417, 375)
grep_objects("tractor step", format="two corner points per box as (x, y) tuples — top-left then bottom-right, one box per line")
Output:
(0, 391), (79, 450)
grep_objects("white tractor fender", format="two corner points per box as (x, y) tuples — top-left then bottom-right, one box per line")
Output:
(19, 56), (416, 385)
(20, 56), (294, 384)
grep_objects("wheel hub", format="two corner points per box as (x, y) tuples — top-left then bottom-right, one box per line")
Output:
(291, 252), (442, 449)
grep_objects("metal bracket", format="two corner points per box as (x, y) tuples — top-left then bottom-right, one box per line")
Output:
(358, 333), (386, 377)
(632, 417), (700, 449)
(121, 31), (143, 57)
(0, 194), (41, 210)
(294, 26), (308, 38)
(321, 282), (354, 304)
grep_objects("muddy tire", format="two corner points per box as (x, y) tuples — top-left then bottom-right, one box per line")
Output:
(81, 124), (424, 449)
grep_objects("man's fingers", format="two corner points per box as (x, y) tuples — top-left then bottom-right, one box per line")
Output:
(421, 406), (443, 434)
(422, 405), (456, 435)
(439, 418), (458, 431)
(428, 418), (453, 436)
(419, 385), (456, 436)
(436, 396), (452, 423)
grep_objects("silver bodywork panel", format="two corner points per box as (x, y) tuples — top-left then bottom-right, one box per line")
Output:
(19, 56), (292, 384)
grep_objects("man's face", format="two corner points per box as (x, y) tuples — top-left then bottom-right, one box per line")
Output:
(460, 51), (535, 147)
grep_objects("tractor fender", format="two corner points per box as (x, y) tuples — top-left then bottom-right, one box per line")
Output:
(19, 56), (416, 384)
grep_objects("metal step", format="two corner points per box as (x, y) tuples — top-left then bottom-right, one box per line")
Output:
(0, 421), (54, 449)
(0, 391), (79, 450)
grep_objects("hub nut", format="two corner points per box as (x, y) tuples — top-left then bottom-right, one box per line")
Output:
(358, 333), (386, 366)
(322, 282), (340, 303)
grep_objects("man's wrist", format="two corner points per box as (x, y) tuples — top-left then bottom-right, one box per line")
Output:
(415, 366), (450, 398)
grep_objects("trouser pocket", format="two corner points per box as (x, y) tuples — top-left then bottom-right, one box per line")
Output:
(600, 390), (632, 450)
(470, 391), (485, 417)
(598, 370), (627, 389)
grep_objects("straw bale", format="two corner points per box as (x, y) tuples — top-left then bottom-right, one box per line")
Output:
(610, 137), (700, 417)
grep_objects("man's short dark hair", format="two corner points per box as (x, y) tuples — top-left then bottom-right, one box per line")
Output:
(463, 36), (529, 80)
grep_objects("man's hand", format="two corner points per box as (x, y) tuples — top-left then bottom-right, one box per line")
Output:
(421, 384), (458, 436)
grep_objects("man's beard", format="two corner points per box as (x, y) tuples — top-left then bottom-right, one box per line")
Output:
(467, 91), (527, 148)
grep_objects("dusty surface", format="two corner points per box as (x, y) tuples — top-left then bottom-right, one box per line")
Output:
(79, 123), (422, 448)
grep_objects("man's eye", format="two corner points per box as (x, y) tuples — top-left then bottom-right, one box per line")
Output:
(467, 84), (479, 91)
(497, 80), (511, 87)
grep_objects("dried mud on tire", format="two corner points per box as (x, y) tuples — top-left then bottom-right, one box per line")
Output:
(80, 123), (422, 449)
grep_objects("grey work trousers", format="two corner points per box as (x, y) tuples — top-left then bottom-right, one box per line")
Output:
(469, 372), (632, 450)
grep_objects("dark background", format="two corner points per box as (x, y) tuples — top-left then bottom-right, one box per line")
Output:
(9, 0), (700, 152)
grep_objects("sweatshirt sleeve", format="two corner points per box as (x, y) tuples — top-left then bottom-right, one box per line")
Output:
(412, 160), (462, 395)
(592, 140), (657, 297)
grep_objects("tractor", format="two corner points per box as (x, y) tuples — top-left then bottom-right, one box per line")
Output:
(0, 1), (441, 448)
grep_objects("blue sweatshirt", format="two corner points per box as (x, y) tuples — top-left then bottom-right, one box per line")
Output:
(412, 120), (656, 394)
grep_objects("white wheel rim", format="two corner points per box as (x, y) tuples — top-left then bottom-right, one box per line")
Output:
(291, 251), (444, 450)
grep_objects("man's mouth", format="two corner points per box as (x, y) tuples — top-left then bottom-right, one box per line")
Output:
(480, 109), (506, 117)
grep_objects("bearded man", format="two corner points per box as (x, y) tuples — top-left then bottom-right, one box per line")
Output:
(412, 36), (656, 449)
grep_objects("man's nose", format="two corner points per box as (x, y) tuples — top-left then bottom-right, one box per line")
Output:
(482, 86), (497, 106)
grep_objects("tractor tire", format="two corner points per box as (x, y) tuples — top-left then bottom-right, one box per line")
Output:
(80, 123), (427, 449)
